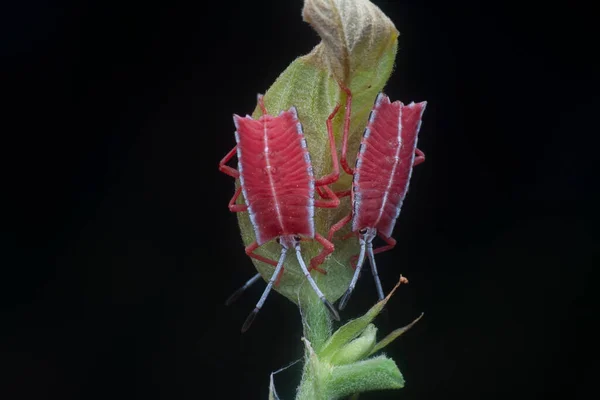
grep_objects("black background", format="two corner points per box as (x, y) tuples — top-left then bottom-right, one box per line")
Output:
(2, 1), (597, 399)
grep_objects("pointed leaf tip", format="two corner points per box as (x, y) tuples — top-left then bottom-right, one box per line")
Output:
(382, 274), (409, 305)
(319, 274), (409, 359)
(368, 312), (424, 356)
(302, 0), (398, 82)
(330, 323), (377, 365)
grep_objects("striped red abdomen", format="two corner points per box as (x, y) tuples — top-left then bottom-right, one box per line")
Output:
(352, 95), (426, 238)
(235, 109), (315, 245)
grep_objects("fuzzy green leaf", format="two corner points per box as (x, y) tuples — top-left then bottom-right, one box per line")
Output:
(329, 323), (377, 365)
(368, 312), (424, 356)
(302, 0), (398, 83)
(234, 0), (399, 305)
(296, 337), (327, 400)
(326, 356), (405, 399)
(319, 276), (407, 359)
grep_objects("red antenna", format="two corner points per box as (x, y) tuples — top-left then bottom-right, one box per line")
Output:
(219, 94), (342, 332)
(327, 84), (427, 309)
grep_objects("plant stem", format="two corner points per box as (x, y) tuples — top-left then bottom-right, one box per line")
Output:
(296, 294), (332, 400)
(301, 293), (332, 352)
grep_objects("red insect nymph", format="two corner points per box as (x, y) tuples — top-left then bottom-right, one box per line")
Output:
(326, 86), (427, 309)
(219, 95), (342, 331)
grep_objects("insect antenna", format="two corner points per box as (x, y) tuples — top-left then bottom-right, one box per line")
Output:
(241, 248), (288, 333)
(366, 243), (385, 302)
(294, 245), (340, 321)
(339, 240), (367, 310)
(225, 273), (262, 306)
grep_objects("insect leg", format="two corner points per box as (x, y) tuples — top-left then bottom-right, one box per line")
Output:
(366, 242), (385, 302)
(245, 241), (286, 287)
(414, 148), (426, 166)
(373, 233), (397, 256)
(365, 234), (397, 303)
(257, 94), (268, 115)
(339, 239), (367, 310)
(308, 233), (335, 274)
(334, 189), (351, 199)
(314, 102), (341, 186)
(316, 186), (351, 206)
(225, 273), (262, 305)
(342, 231), (358, 240)
(326, 213), (352, 242)
(338, 82), (355, 176)
(245, 242), (279, 267)
(314, 184), (340, 208)
(295, 245), (340, 321)
(241, 248), (288, 333)
(228, 186), (248, 212)
(218, 145), (240, 178)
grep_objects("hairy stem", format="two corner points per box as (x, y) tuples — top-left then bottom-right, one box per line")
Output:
(296, 294), (331, 400)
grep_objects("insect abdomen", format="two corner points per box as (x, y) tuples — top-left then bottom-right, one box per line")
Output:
(352, 95), (426, 237)
(235, 109), (315, 244)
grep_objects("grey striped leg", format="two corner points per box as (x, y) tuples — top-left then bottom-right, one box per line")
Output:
(366, 242), (385, 302)
(241, 248), (288, 333)
(339, 238), (367, 310)
(225, 273), (262, 306)
(294, 245), (340, 321)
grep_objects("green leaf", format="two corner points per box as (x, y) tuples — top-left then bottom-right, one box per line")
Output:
(326, 356), (405, 399)
(296, 337), (327, 400)
(368, 312), (424, 357)
(329, 323), (377, 365)
(302, 0), (398, 84)
(319, 276), (407, 359)
(234, 0), (399, 305)
(295, 278), (410, 400)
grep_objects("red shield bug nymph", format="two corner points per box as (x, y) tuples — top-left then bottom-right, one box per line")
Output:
(327, 86), (427, 309)
(219, 94), (342, 332)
